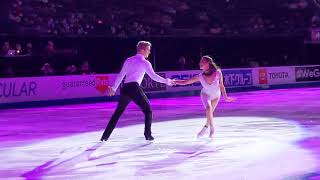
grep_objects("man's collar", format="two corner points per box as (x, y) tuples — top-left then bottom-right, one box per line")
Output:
(135, 53), (145, 59)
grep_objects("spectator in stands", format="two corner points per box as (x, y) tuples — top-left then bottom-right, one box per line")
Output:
(80, 61), (94, 75)
(45, 41), (56, 55)
(65, 65), (78, 75)
(25, 42), (33, 56)
(178, 56), (186, 70)
(15, 43), (22, 55)
(1, 42), (11, 56)
(6, 0), (314, 37)
(312, 13), (320, 27)
(248, 58), (260, 67)
(41, 63), (55, 76)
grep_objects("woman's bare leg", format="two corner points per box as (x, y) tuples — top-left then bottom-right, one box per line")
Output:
(209, 97), (220, 138)
(197, 106), (211, 138)
(198, 94), (211, 138)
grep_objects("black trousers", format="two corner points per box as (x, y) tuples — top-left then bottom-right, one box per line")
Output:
(102, 82), (153, 139)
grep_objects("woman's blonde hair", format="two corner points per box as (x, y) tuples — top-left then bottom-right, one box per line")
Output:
(202, 55), (220, 75)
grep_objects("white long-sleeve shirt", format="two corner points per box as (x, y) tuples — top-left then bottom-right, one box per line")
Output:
(111, 54), (171, 92)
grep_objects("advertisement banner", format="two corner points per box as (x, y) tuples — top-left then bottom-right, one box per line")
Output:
(295, 66), (320, 82)
(255, 67), (295, 85)
(0, 74), (116, 103)
(222, 69), (253, 87)
(0, 79), (38, 102)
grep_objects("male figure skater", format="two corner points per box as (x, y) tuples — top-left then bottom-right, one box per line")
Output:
(100, 41), (174, 141)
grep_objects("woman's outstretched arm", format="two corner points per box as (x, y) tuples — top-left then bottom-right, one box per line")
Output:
(174, 75), (200, 85)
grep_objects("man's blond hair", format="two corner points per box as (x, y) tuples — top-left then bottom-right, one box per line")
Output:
(136, 41), (151, 51)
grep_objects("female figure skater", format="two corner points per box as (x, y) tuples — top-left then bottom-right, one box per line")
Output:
(174, 56), (235, 138)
